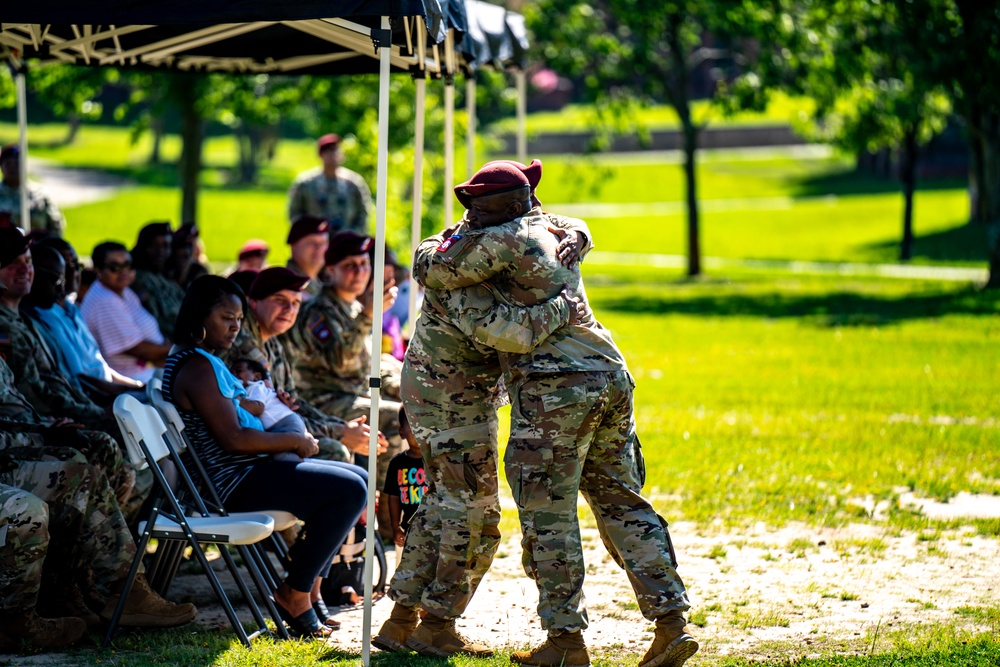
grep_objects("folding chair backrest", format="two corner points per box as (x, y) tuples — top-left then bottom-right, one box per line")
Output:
(147, 377), (190, 455)
(114, 394), (171, 470)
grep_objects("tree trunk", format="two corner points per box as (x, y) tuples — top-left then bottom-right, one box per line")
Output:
(63, 114), (81, 146)
(970, 111), (1000, 288)
(967, 104), (986, 224)
(899, 125), (918, 262)
(177, 80), (203, 224)
(682, 119), (701, 277)
(149, 115), (164, 166)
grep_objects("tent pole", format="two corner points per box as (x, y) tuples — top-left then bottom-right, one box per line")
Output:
(409, 75), (426, 332)
(362, 15), (391, 667)
(14, 58), (30, 232)
(444, 78), (455, 227)
(516, 69), (526, 164)
(466, 74), (476, 178)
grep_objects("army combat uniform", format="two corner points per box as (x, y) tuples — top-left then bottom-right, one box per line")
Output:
(286, 289), (405, 486)
(0, 181), (65, 236)
(131, 269), (185, 341)
(285, 259), (323, 301)
(287, 166), (372, 234)
(0, 458), (136, 614)
(0, 354), (136, 516)
(421, 209), (691, 637)
(222, 308), (352, 462)
(390, 258), (575, 620)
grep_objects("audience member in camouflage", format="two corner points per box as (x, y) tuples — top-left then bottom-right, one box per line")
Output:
(287, 233), (400, 467)
(286, 216), (330, 301)
(377, 244), (584, 658)
(420, 160), (697, 667)
(0, 456), (197, 648)
(287, 134), (372, 234)
(0, 144), (66, 236)
(131, 221), (185, 340)
(222, 267), (379, 462)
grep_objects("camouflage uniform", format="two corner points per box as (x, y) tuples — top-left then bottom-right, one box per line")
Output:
(0, 458), (136, 610)
(389, 252), (575, 619)
(222, 308), (351, 462)
(0, 303), (107, 430)
(285, 259), (322, 301)
(287, 167), (372, 234)
(0, 356), (136, 515)
(131, 269), (185, 341)
(420, 209), (691, 636)
(0, 181), (65, 236)
(286, 289), (405, 485)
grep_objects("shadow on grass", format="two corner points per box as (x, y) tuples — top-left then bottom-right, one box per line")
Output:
(790, 169), (965, 199)
(864, 222), (989, 264)
(597, 285), (1000, 326)
(74, 163), (293, 193)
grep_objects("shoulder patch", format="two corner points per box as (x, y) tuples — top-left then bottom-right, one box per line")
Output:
(308, 313), (332, 342)
(437, 234), (462, 252)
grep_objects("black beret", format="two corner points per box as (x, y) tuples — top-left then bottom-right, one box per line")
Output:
(247, 267), (309, 300)
(287, 216), (330, 245)
(0, 227), (30, 267)
(325, 231), (373, 267)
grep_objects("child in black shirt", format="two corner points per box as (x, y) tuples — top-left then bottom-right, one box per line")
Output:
(381, 405), (428, 547)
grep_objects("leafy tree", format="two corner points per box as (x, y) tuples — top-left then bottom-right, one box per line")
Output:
(526, 0), (751, 276)
(725, 0), (951, 261)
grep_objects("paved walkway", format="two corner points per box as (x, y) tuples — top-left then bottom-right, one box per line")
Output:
(30, 159), (132, 207)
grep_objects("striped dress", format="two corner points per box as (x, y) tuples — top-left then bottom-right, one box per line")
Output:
(162, 347), (267, 501)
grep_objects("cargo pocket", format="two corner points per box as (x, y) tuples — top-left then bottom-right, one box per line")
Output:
(506, 439), (553, 512)
(425, 421), (497, 459)
(538, 383), (588, 414)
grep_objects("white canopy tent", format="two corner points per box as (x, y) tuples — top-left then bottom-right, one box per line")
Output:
(2, 3), (443, 663)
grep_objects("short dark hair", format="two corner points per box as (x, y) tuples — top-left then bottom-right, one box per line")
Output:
(230, 357), (269, 381)
(92, 241), (128, 269)
(174, 275), (248, 346)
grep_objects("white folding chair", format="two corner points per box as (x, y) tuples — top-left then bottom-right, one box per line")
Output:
(147, 378), (297, 592)
(108, 394), (285, 647)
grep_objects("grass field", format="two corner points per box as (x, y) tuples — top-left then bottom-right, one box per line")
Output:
(0, 117), (997, 666)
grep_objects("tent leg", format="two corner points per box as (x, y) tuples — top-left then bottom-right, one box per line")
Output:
(466, 75), (476, 179)
(516, 70), (527, 164)
(14, 59), (29, 232)
(362, 14), (392, 667)
(409, 75), (426, 332)
(444, 77), (455, 227)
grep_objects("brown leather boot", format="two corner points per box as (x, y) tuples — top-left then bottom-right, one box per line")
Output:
(100, 574), (198, 628)
(372, 603), (420, 652)
(0, 610), (87, 651)
(38, 582), (102, 629)
(405, 613), (493, 657)
(639, 611), (699, 667)
(511, 631), (591, 667)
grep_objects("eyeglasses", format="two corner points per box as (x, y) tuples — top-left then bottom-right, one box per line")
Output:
(103, 261), (133, 273)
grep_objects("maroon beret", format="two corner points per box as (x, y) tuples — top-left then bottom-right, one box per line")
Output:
(246, 267), (309, 300)
(325, 231), (373, 267)
(287, 216), (331, 245)
(317, 133), (341, 151)
(455, 162), (532, 209)
(228, 269), (259, 295)
(482, 159), (542, 192)
(0, 227), (30, 267)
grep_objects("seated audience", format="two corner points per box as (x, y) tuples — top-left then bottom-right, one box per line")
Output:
(166, 222), (209, 290)
(130, 221), (186, 340)
(0, 449), (197, 650)
(0, 230), (112, 431)
(286, 216), (330, 301)
(23, 240), (143, 399)
(164, 275), (368, 637)
(236, 239), (269, 272)
(81, 241), (171, 384)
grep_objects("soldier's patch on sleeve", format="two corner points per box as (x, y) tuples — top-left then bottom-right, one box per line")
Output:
(437, 234), (462, 252)
(307, 313), (332, 342)
(0, 333), (9, 361)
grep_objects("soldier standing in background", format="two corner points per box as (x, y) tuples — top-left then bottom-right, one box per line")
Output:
(287, 133), (372, 235)
(0, 145), (65, 236)
(420, 161), (698, 667)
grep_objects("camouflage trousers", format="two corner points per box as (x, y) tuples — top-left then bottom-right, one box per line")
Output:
(0, 429), (140, 521)
(0, 460), (136, 610)
(506, 370), (690, 635)
(388, 417), (501, 619)
(315, 392), (405, 490)
(297, 401), (352, 463)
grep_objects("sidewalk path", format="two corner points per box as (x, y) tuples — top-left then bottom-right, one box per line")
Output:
(31, 159), (132, 208)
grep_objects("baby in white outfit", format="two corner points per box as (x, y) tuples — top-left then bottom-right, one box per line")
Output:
(230, 357), (307, 462)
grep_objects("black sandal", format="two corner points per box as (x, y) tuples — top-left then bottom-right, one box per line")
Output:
(312, 599), (342, 630)
(272, 597), (330, 638)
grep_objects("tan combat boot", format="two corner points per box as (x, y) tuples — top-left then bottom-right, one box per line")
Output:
(639, 611), (699, 667)
(511, 630), (591, 667)
(100, 574), (198, 628)
(38, 582), (102, 629)
(0, 610), (87, 651)
(405, 612), (494, 657)
(372, 603), (420, 652)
